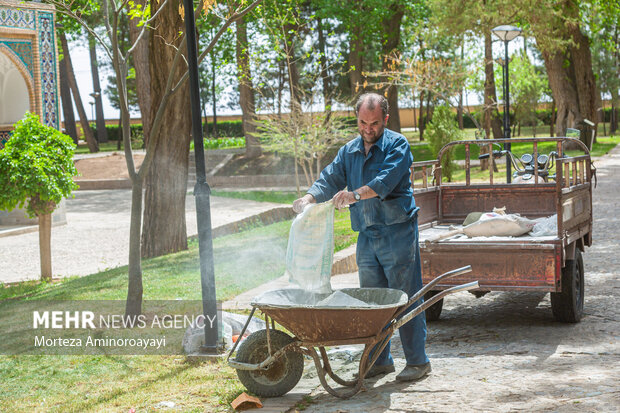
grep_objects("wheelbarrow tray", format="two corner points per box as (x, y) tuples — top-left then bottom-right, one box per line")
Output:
(252, 288), (408, 342)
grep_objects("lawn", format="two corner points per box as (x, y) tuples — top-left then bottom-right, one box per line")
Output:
(0, 193), (357, 412)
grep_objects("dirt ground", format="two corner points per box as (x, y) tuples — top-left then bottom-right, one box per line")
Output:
(74, 153), (144, 180)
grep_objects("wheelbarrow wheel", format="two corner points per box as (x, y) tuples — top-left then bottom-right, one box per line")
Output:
(236, 329), (303, 397)
(551, 250), (584, 323)
(423, 291), (443, 322)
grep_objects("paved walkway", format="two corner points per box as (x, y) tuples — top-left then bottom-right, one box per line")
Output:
(0, 190), (289, 284)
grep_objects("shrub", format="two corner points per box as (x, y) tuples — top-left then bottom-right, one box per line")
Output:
(0, 112), (78, 217)
(426, 105), (462, 182)
(101, 124), (144, 142)
(204, 120), (244, 137)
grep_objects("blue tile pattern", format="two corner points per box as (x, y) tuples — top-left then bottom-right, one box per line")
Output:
(38, 12), (58, 129)
(0, 6), (35, 29)
(0, 130), (12, 150)
(0, 40), (33, 76)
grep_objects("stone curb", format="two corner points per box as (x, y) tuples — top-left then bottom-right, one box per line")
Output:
(331, 244), (357, 275)
(75, 178), (133, 190)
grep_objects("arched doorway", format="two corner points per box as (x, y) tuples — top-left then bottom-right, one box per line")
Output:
(0, 49), (32, 126)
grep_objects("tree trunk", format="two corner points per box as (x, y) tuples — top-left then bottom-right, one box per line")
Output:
(236, 17), (261, 158)
(483, 32), (503, 139)
(457, 90), (464, 130)
(211, 53), (218, 137)
(277, 58), (284, 118)
(418, 90), (425, 141)
(550, 99), (556, 137)
(538, 7), (598, 147)
(348, 24), (363, 95)
(126, 180), (143, 316)
(38, 213), (52, 281)
(381, 3), (404, 132)
(128, 0), (152, 146)
(317, 17), (332, 115)
(457, 42), (464, 129)
(89, 35), (108, 143)
(59, 52), (78, 144)
(59, 32), (98, 152)
(141, 0), (191, 258)
(283, 21), (302, 115)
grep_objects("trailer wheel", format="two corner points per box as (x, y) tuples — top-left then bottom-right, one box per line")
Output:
(235, 329), (303, 397)
(424, 291), (444, 322)
(551, 250), (584, 323)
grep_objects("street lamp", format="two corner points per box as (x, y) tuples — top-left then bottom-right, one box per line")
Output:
(492, 25), (521, 183)
(183, 0), (219, 353)
(89, 92), (100, 122)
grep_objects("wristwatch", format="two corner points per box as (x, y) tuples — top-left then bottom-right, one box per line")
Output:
(352, 191), (361, 201)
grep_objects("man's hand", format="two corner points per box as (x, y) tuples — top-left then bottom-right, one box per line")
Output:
(332, 190), (356, 209)
(292, 193), (315, 213)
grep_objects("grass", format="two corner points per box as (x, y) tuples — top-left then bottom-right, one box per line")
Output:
(0, 355), (244, 412)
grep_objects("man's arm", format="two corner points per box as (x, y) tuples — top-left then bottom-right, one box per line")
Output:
(292, 146), (347, 213)
(332, 185), (377, 208)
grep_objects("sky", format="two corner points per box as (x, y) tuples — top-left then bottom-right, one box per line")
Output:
(68, 35), (528, 123)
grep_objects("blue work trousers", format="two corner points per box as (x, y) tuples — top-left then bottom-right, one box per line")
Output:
(356, 217), (429, 367)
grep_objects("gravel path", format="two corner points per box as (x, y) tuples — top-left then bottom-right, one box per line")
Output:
(0, 190), (288, 283)
(273, 147), (620, 413)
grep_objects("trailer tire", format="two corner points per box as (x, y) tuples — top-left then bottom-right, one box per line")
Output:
(551, 250), (584, 323)
(424, 291), (444, 322)
(235, 329), (303, 397)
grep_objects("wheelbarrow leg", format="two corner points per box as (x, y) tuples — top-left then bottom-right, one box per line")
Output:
(318, 347), (357, 387)
(305, 344), (373, 399)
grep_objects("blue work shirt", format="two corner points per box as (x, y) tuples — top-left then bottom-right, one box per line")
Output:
(307, 128), (418, 236)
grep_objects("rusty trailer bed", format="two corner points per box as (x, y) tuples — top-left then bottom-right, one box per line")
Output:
(411, 138), (593, 298)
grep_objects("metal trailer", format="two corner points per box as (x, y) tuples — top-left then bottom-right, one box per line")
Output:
(411, 137), (593, 322)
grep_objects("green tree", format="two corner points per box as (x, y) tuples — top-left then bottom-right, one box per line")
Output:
(426, 105), (462, 182)
(0, 113), (78, 280)
(588, 0), (620, 135)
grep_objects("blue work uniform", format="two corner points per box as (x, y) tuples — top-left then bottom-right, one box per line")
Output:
(307, 128), (429, 367)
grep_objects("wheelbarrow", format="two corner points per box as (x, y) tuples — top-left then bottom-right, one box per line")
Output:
(227, 265), (478, 399)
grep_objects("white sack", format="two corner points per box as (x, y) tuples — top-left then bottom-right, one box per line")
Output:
(463, 212), (537, 237)
(285, 202), (335, 294)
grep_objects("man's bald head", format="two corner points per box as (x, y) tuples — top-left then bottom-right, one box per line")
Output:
(355, 93), (389, 119)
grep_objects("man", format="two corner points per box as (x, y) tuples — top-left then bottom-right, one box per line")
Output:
(292, 93), (430, 381)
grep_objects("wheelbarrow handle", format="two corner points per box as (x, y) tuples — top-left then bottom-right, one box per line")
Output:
(408, 265), (472, 307)
(393, 281), (479, 330)
(390, 265), (473, 323)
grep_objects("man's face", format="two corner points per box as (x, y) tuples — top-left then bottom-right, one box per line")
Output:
(357, 103), (388, 145)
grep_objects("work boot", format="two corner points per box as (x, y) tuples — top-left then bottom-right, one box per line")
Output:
(395, 362), (431, 382)
(353, 363), (395, 379)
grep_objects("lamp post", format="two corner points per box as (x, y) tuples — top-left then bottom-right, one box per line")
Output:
(492, 25), (521, 183)
(183, 0), (219, 353)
